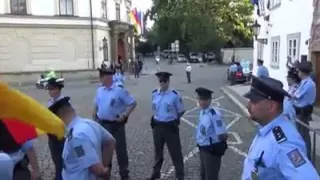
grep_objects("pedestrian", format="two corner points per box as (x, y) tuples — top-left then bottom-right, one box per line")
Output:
(186, 63), (192, 83)
(228, 62), (237, 85)
(113, 65), (125, 86)
(242, 76), (319, 179)
(195, 87), (228, 180)
(256, 59), (269, 78)
(93, 68), (137, 180)
(146, 71), (185, 180)
(290, 62), (316, 159)
(48, 97), (116, 180)
(47, 77), (65, 180)
(287, 68), (300, 95)
(134, 60), (140, 78)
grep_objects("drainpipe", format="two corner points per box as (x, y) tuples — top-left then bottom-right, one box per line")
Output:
(89, 0), (95, 69)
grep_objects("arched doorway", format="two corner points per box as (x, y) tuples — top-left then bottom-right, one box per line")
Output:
(117, 38), (125, 64)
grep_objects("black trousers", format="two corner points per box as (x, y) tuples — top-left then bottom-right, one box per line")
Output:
(13, 159), (31, 180)
(48, 135), (64, 180)
(100, 122), (129, 178)
(151, 125), (184, 180)
(186, 72), (191, 83)
(297, 114), (312, 159)
(199, 149), (221, 180)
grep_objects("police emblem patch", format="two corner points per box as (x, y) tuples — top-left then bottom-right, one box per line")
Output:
(216, 120), (222, 127)
(287, 149), (306, 168)
(74, 145), (85, 158)
(200, 125), (206, 135)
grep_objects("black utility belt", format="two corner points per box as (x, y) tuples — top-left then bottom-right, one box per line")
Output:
(152, 119), (179, 126)
(197, 141), (228, 157)
(15, 156), (29, 169)
(99, 120), (125, 125)
(294, 105), (313, 116)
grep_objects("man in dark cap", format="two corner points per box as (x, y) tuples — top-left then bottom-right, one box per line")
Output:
(49, 97), (115, 180)
(256, 59), (269, 78)
(46, 77), (65, 180)
(242, 76), (318, 179)
(195, 87), (228, 180)
(290, 61), (316, 159)
(147, 72), (185, 180)
(287, 68), (300, 95)
(93, 68), (137, 180)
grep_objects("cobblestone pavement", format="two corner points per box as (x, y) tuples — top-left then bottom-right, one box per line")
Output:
(17, 61), (257, 180)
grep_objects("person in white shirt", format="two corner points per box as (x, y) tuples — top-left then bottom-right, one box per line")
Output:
(186, 62), (192, 83)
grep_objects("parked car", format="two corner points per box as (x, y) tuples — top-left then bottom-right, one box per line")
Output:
(227, 64), (246, 85)
(205, 52), (215, 61)
(197, 53), (203, 62)
(177, 54), (188, 62)
(189, 52), (198, 63)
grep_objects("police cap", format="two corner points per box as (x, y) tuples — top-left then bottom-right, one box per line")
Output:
(48, 96), (72, 114)
(47, 78), (64, 89)
(244, 76), (289, 102)
(296, 62), (312, 74)
(155, 71), (172, 81)
(195, 87), (213, 100)
(257, 59), (264, 64)
(99, 68), (115, 76)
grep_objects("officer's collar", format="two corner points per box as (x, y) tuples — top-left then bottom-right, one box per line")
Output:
(258, 115), (283, 136)
(103, 83), (116, 90)
(66, 116), (79, 131)
(157, 88), (171, 94)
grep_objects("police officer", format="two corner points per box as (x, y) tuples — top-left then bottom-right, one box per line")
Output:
(287, 68), (300, 95)
(256, 59), (269, 78)
(195, 87), (228, 180)
(290, 61), (316, 159)
(113, 65), (125, 86)
(47, 77), (65, 180)
(48, 97), (116, 179)
(0, 152), (14, 179)
(228, 62), (237, 85)
(242, 76), (319, 179)
(93, 68), (137, 180)
(147, 71), (185, 180)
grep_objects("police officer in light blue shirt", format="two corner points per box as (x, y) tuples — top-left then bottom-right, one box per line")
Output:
(242, 76), (319, 180)
(93, 68), (136, 180)
(0, 152), (14, 179)
(291, 62), (316, 159)
(113, 65), (124, 86)
(286, 68), (300, 95)
(256, 59), (269, 78)
(195, 87), (228, 180)
(49, 97), (116, 180)
(147, 71), (185, 180)
(47, 77), (65, 180)
(283, 98), (296, 127)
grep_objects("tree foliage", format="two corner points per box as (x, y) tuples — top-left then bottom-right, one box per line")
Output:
(147, 0), (254, 53)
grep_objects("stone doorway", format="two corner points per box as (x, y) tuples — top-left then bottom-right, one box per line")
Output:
(117, 37), (125, 65)
(313, 52), (320, 105)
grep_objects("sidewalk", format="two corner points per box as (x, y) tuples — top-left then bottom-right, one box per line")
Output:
(221, 84), (320, 156)
(0, 68), (157, 87)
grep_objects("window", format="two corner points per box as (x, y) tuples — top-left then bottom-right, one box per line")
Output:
(271, 0), (281, 9)
(287, 33), (301, 62)
(258, 0), (265, 15)
(116, 3), (120, 21)
(126, 7), (130, 22)
(10, 0), (27, 15)
(257, 43), (264, 60)
(59, 0), (74, 16)
(271, 36), (280, 68)
(101, 0), (107, 18)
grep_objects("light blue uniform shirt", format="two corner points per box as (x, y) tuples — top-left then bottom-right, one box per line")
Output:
(256, 65), (269, 78)
(113, 72), (124, 86)
(242, 115), (319, 180)
(0, 152), (14, 180)
(229, 64), (237, 72)
(8, 140), (34, 165)
(62, 116), (114, 180)
(293, 77), (316, 107)
(196, 107), (227, 146)
(288, 84), (299, 96)
(94, 84), (136, 121)
(152, 89), (185, 122)
(282, 98), (296, 127)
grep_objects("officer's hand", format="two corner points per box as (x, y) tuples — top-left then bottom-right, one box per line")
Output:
(103, 167), (110, 180)
(31, 171), (42, 180)
(116, 114), (127, 123)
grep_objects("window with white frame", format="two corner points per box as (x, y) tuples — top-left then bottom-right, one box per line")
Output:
(59, 0), (74, 16)
(271, 36), (280, 68)
(10, 0), (27, 15)
(257, 43), (264, 60)
(271, 0), (281, 8)
(101, 0), (107, 18)
(126, 7), (130, 23)
(258, 0), (265, 15)
(287, 33), (301, 62)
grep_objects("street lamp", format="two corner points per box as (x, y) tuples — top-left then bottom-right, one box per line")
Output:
(251, 20), (267, 44)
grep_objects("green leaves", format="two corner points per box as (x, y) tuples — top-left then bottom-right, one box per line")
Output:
(148, 0), (254, 52)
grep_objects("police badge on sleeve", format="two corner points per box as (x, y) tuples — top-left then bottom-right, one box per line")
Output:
(287, 149), (306, 168)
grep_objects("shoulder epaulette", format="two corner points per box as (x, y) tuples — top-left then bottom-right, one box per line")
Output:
(172, 90), (178, 94)
(67, 128), (73, 141)
(209, 108), (216, 115)
(152, 89), (157, 93)
(272, 126), (287, 144)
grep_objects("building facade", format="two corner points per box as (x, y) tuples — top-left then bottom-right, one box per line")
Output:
(0, 0), (134, 73)
(252, 0), (313, 90)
